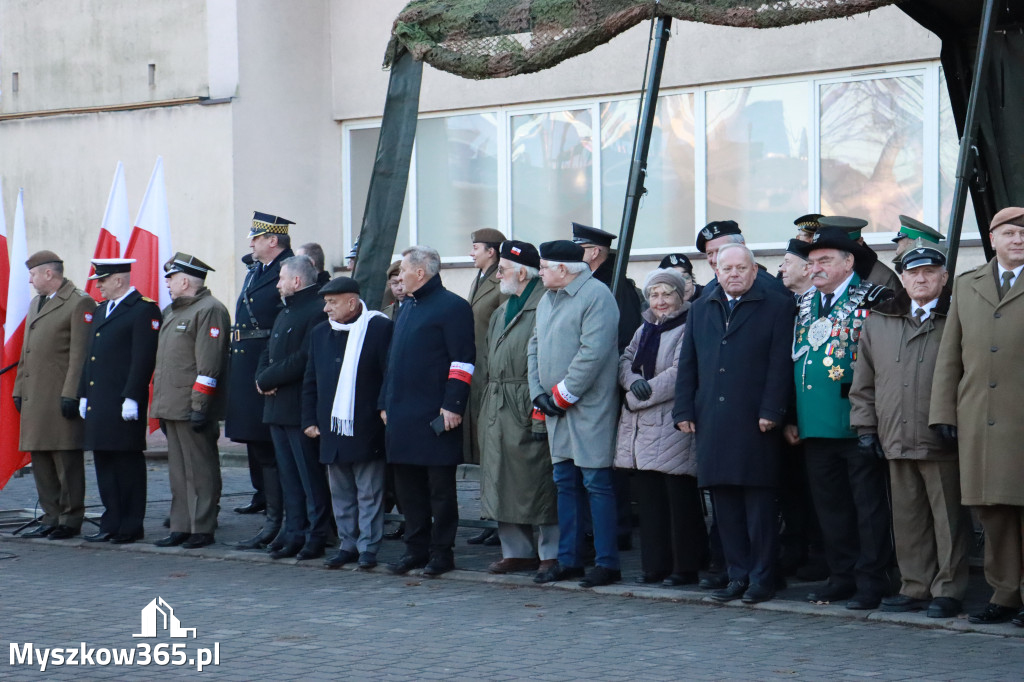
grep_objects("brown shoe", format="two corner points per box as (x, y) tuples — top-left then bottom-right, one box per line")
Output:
(534, 559), (558, 582)
(488, 557), (540, 574)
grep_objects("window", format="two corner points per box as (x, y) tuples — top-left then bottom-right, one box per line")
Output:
(346, 125), (410, 255)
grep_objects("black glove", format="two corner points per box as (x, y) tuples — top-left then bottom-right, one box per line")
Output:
(533, 394), (565, 418)
(189, 410), (209, 433)
(60, 397), (78, 420)
(629, 379), (653, 401)
(13, 396), (21, 413)
(158, 419), (167, 435)
(531, 431), (547, 442)
(857, 433), (885, 459)
(931, 423), (958, 449)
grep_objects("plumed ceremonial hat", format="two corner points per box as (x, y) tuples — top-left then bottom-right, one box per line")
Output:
(571, 222), (616, 248)
(319, 276), (360, 296)
(164, 252), (215, 279)
(539, 240), (585, 263)
(25, 250), (63, 269)
(249, 211), (294, 239)
(500, 240), (540, 269)
(695, 220), (741, 253)
(471, 228), (507, 245)
(88, 258), (135, 280)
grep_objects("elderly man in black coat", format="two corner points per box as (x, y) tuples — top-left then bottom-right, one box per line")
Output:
(674, 243), (795, 604)
(380, 245), (475, 577)
(303, 277), (393, 570)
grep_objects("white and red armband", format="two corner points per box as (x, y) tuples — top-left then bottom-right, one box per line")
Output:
(448, 362), (475, 386)
(551, 381), (579, 410)
(531, 407), (546, 422)
(193, 375), (218, 395)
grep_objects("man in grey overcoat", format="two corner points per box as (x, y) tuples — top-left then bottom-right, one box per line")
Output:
(528, 240), (620, 588)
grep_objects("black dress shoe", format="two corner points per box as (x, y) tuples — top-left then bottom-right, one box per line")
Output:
(296, 544), (326, 560)
(22, 524), (55, 538)
(1012, 608), (1024, 627)
(807, 582), (856, 603)
(154, 532), (190, 547)
(580, 566), (621, 588)
(110, 531), (144, 545)
(358, 552), (378, 569)
(233, 501), (266, 515)
(927, 597), (962, 619)
(662, 572), (699, 587)
(711, 580), (749, 602)
(635, 571), (669, 584)
(270, 541), (303, 559)
(466, 528), (496, 545)
(880, 594), (930, 612)
(48, 525), (80, 540)
(383, 524), (405, 541)
(699, 573), (729, 590)
(483, 532), (501, 547)
(742, 583), (775, 604)
(533, 562), (585, 584)
(968, 603), (1018, 624)
(84, 531), (114, 543)
(846, 592), (882, 610)
(324, 549), (359, 569)
(388, 554), (428, 575)
(181, 533), (215, 549)
(422, 557), (455, 577)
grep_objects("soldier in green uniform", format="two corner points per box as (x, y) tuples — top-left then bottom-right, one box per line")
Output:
(785, 225), (895, 610)
(890, 215), (945, 274)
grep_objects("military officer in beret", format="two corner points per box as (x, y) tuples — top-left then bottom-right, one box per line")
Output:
(150, 253), (231, 550)
(785, 227), (895, 609)
(658, 253), (701, 301)
(794, 214), (824, 243)
(891, 216), (945, 274)
(230, 211), (294, 549)
(818, 216), (902, 292)
(931, 206), (1024, 626)
(12, 251), (95, 540)
(78, 259), (161, 544)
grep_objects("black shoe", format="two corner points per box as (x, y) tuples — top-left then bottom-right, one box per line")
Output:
(742, 583), (775, 604)
(533, 562), (585, 584)
(47, 525), (79, 540)
(846, 592), (882, 610)
(266, 535), (288, 553)
(662, 572), (699, 587)
(466, 528), (496, 545)
(358, 552), (378, 569)
(699, 573), (729, 590)
(154, 532), (190, 547)
(880, 594), (930, 612)
(84, 531), (114, 543)
(422, 556), (455, 577)
(296, 544), (326, 560)
(1012, 608), (1024, 627)
(580, 566), (621, 588)
(324, 549), (359, 569)
(388, 554), (428, 575)
(927, 597), (962, 619)
(968, 603), (1017, 624)
(711, 580), (749, 602)
(807, 582), (856, 603)
(234, 500), (266, 514)
(270, 541), (303, 559)
(635, 571), (669, 584)
(617, 533), (633, 552)
(383, 524), (405, 541)
(22, 524), (55, 538)
(181, 533), (214, 549)
(110, 531), (144, 545)
(483, 532), (501, 547)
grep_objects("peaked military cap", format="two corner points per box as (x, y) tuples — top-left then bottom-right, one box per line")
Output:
(901, 245), (947, 271)
(25, 250), (63, 269)
(164, 252), (215, 280)
(88, 258), (135, 280)
(893, 215), (944, 244)
(819, 215), (869, 241)
(695, 220), (741, 253)
(658, 253), (693, 273)
(319, 276), (360, 296)
(794, 213), (824, 236)
(249, 211), (294, 239)
(471, 228), (507, 246)
(571, 222), (616, 248)
(539, 240), (585, 263)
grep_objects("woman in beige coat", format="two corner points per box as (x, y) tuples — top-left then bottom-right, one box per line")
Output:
(615, 268), (708, 586)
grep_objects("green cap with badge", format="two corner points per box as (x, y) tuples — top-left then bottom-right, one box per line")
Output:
(892, 215), (945, 244)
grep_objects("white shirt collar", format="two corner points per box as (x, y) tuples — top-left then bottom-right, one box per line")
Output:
(997, 263), (1024, 284)
(911, 298), (939, 320)
(108, 286), (136, 310)
(821, 272), (855, 303)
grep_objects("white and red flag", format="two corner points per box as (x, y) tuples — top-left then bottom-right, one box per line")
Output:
(0, 182), (9, 329)
(85, 161), (132, 301)
(0, 189), (32, 490)
(124, 157), (173, 310)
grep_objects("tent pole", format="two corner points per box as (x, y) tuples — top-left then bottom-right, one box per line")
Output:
(612, 16), (671, 296)
(945, 0), (997, 277)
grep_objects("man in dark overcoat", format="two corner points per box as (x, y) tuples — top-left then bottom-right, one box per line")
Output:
(255, 256), (331, 560)
(13, 251), (95, 539)
(77, 259), (161, 543)
(302, 277), (393, 570)
(674, 243), (794, 604)
(380, 245), (475, 577)
(229, 211), (294, 550)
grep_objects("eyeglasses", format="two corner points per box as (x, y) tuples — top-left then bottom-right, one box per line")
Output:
(496, 265), (515, 275)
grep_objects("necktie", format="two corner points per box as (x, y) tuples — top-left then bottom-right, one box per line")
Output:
(913, 308), (926, 324)
(999, 271), (1014, 300)
(38, 297), (46, 313)
(108, 300), (117, 316)
(728, 298), (738, 312)
(821, 292), (834, 316)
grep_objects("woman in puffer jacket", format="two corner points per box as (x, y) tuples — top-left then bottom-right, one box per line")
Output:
(615, 268), (709, 586)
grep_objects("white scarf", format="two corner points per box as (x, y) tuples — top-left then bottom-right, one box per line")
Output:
(329, 301), (385, 435)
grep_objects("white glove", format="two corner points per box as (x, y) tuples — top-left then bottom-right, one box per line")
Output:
(121, 398), (139, 421)
(79, 398), (88, 419)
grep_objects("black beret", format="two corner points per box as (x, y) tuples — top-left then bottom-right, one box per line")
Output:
(571, 222), (616, 248)
(658, 253), (693, 272)
(539, 240), (585, 263)
(500, 240), (540, 269)
(785, 239), (810, 260)
(696, 220), (741, 253)
(319, 276), (360, 296)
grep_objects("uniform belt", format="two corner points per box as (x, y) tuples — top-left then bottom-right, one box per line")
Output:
(232, 328), (271, 342)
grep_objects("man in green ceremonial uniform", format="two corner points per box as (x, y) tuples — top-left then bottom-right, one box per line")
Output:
(785, 225), (895, 610)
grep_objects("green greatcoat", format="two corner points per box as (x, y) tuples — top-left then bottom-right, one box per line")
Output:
(794, 274), (885, 439)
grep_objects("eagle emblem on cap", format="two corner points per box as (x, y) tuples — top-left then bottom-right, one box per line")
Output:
(209, 327), (221, 338)
(701, 227), (714, 241)
(669, 255), (679, 265)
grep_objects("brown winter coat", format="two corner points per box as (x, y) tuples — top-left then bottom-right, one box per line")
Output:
(850, 289), (954, 461)
(614, 306), (696, 476)
(930, 259), (1024, 506)
(12, 279), (96, 450)
(464, 262), (507, 465)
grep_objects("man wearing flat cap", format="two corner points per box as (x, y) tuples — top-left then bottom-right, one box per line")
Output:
(529, 240), (621, 588)
(818, 216), (902, 292)
(931, 206), (1024, 626)
(786, 226), (895, 609)
(230, 211), (294, 549)
(150, 254), (231, 549)
(891, 216), (945, 274)
(12, 251), (95, 540)
(77, 259), (161, 544)
(850, 245), (970, 618)
(302, 277), (393, 570)
(479, 240), (558, 579)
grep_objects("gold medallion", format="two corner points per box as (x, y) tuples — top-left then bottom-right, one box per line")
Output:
(823, 357), (834, 367)
(828, 366), (845, 381)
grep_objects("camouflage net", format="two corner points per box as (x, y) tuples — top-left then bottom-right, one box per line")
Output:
(384, 0), (899, 79)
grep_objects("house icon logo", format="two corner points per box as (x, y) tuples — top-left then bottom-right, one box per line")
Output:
(133, 597), (197, 639)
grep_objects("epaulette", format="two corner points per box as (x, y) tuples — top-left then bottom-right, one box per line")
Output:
(863, 284), (894, 308)
(141, 296), (156, 303)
